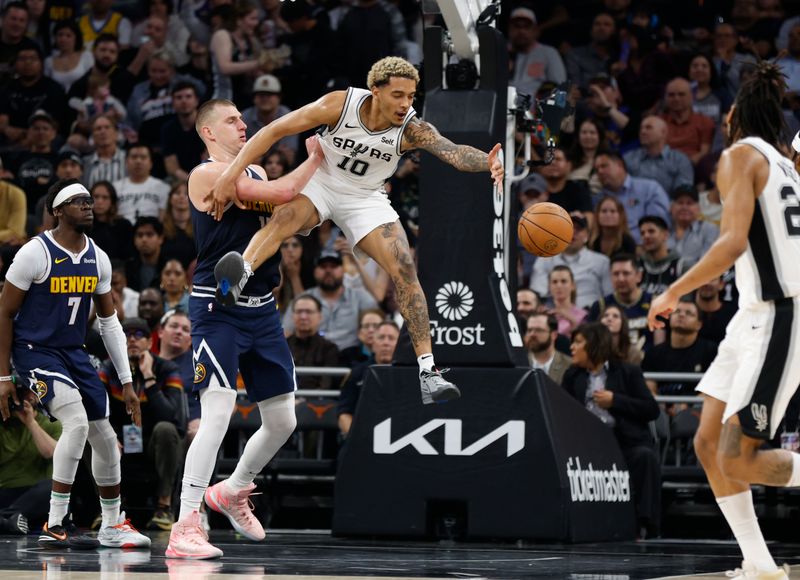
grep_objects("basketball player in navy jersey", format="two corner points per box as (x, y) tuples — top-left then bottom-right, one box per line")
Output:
(0, 179), (150, 550)
(649, 64), (800, 579)
(207, 56), (505, 405)
(166, 99), (325, 559)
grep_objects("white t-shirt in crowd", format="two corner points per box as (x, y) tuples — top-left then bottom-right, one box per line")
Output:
(112, 176), (170, 223)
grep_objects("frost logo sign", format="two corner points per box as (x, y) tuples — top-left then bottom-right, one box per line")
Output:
(430, 281), (485, 346)
(435, 281), (474, 321)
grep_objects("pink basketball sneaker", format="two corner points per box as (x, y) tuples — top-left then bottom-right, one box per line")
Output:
(204, 481), (265, 541)
(165, 512), (223, 560)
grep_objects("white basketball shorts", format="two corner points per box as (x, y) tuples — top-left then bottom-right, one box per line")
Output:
(696, 297), (800, 439)
(299, 174), (399, 249)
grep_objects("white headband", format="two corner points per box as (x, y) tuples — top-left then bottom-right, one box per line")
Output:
(793, 131), (800, 155)
(53, 183), (90, 208)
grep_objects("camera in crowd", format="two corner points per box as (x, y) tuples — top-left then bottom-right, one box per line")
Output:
(511, 83), (573, 166)
(6, 383), (29, 414)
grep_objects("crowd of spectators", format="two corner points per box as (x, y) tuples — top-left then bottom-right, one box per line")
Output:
(1, 0), (800, 539)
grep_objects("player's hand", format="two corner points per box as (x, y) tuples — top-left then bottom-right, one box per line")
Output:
(648, 288), (679, 331)
(205, 173), (243, 221)
(122, 383), (141, 427)
(0, 378), (17, 421)
(487, 143), (504, 192)
(305, 135), (323, 160)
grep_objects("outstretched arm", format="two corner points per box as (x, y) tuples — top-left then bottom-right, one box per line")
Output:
(402, 118), (504, 188)
(647, 144), (766, 330)
(209, 91), (345, 217)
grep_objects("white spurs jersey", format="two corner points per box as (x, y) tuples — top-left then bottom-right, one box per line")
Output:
(734, 137), (800, 307)
(316, 87), (415, 192)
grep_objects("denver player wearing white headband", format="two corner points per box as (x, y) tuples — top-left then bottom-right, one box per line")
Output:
(0, 179), (150, 550)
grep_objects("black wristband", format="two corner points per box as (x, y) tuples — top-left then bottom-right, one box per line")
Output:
(144, 376), (156, 383)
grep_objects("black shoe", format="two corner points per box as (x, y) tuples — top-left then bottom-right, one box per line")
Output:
(38, 517), (99, 550)
(214, 251), (250, 307)
(0, 512), (28, 535)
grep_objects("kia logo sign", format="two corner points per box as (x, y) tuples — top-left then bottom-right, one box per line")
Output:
(373, 418), (525, 457)
(435, 281), (474, 321)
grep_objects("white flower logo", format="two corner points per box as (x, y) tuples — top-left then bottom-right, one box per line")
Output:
(435, 281), (474, 321)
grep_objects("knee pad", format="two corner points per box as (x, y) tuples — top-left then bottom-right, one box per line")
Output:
(258, 392), (297, 438)
(48, 387), (89, 485)
(87, 419), (121, 487)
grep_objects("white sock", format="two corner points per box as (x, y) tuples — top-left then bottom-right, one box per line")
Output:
(48, 491), (70, 528)
(717, 490), (777, 572)
(244, 259), (253, 277)
(418, 353), (434, 374)
(100, 496), (121, 529)
(179, 387), (236, 521)
(228, 394), (296, 491)
(784, 452), (800, 487)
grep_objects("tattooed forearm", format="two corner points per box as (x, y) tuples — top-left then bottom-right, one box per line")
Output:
(403, 119), (489, 172)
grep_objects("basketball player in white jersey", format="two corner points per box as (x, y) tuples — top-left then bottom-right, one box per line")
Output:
(207, 56), (504, 405)
(648, 63), (800, 580)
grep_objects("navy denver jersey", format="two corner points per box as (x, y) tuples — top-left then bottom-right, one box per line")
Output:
(14, 233), (99, 348)
(190, 162), (281, 294)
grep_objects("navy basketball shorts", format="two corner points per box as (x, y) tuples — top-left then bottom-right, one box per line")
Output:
(12, 343), (109, 421)
(189, 295), (297, 403)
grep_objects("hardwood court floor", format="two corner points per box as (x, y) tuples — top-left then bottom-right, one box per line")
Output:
(0, 530), (798, 579)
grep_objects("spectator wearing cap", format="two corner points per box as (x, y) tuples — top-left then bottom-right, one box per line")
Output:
(623, 116), (694, 195)
(565, 12), (617, 90)
(83, 115), (127, 188)
(595, 150), (671, 244)
(660, 78), (715, 165)
(508, 5), (566, 100)
(638, 215), (687, 297)
(242, 75), (299, 166)
(668, 184), (719, 267)
(4, 111), (59, 217)
(161, 82), (205, 183)
(286, 294), (341, 390)
(55, 149), (83, 182)
(515, 172), (548, 211)
(530, 215), (611, 310)
(0, 45), (68, 146)
(283, 250), (379, 351)
(0, 2), (32, 84)
(98, 316), (186, 531)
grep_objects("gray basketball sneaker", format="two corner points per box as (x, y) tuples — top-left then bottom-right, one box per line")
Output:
(214, 251), (251, 307)
(420, 368), (461, 405)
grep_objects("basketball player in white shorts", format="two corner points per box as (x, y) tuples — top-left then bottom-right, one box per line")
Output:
(649, 64), (800, 579)
(205, 57), (504, 405)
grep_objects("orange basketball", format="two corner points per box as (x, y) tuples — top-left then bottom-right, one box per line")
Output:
(518, 202), (574, 257)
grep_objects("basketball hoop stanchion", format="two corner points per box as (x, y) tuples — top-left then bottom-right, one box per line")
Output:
(332, 1), (634, 543)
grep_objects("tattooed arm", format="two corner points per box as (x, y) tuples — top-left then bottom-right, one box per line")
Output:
(402, 118), (504, 186)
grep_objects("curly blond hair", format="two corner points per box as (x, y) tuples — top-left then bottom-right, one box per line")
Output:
(367, 57), (419, 89)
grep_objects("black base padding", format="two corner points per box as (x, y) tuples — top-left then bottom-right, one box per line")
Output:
(333, 366), (636, 542)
